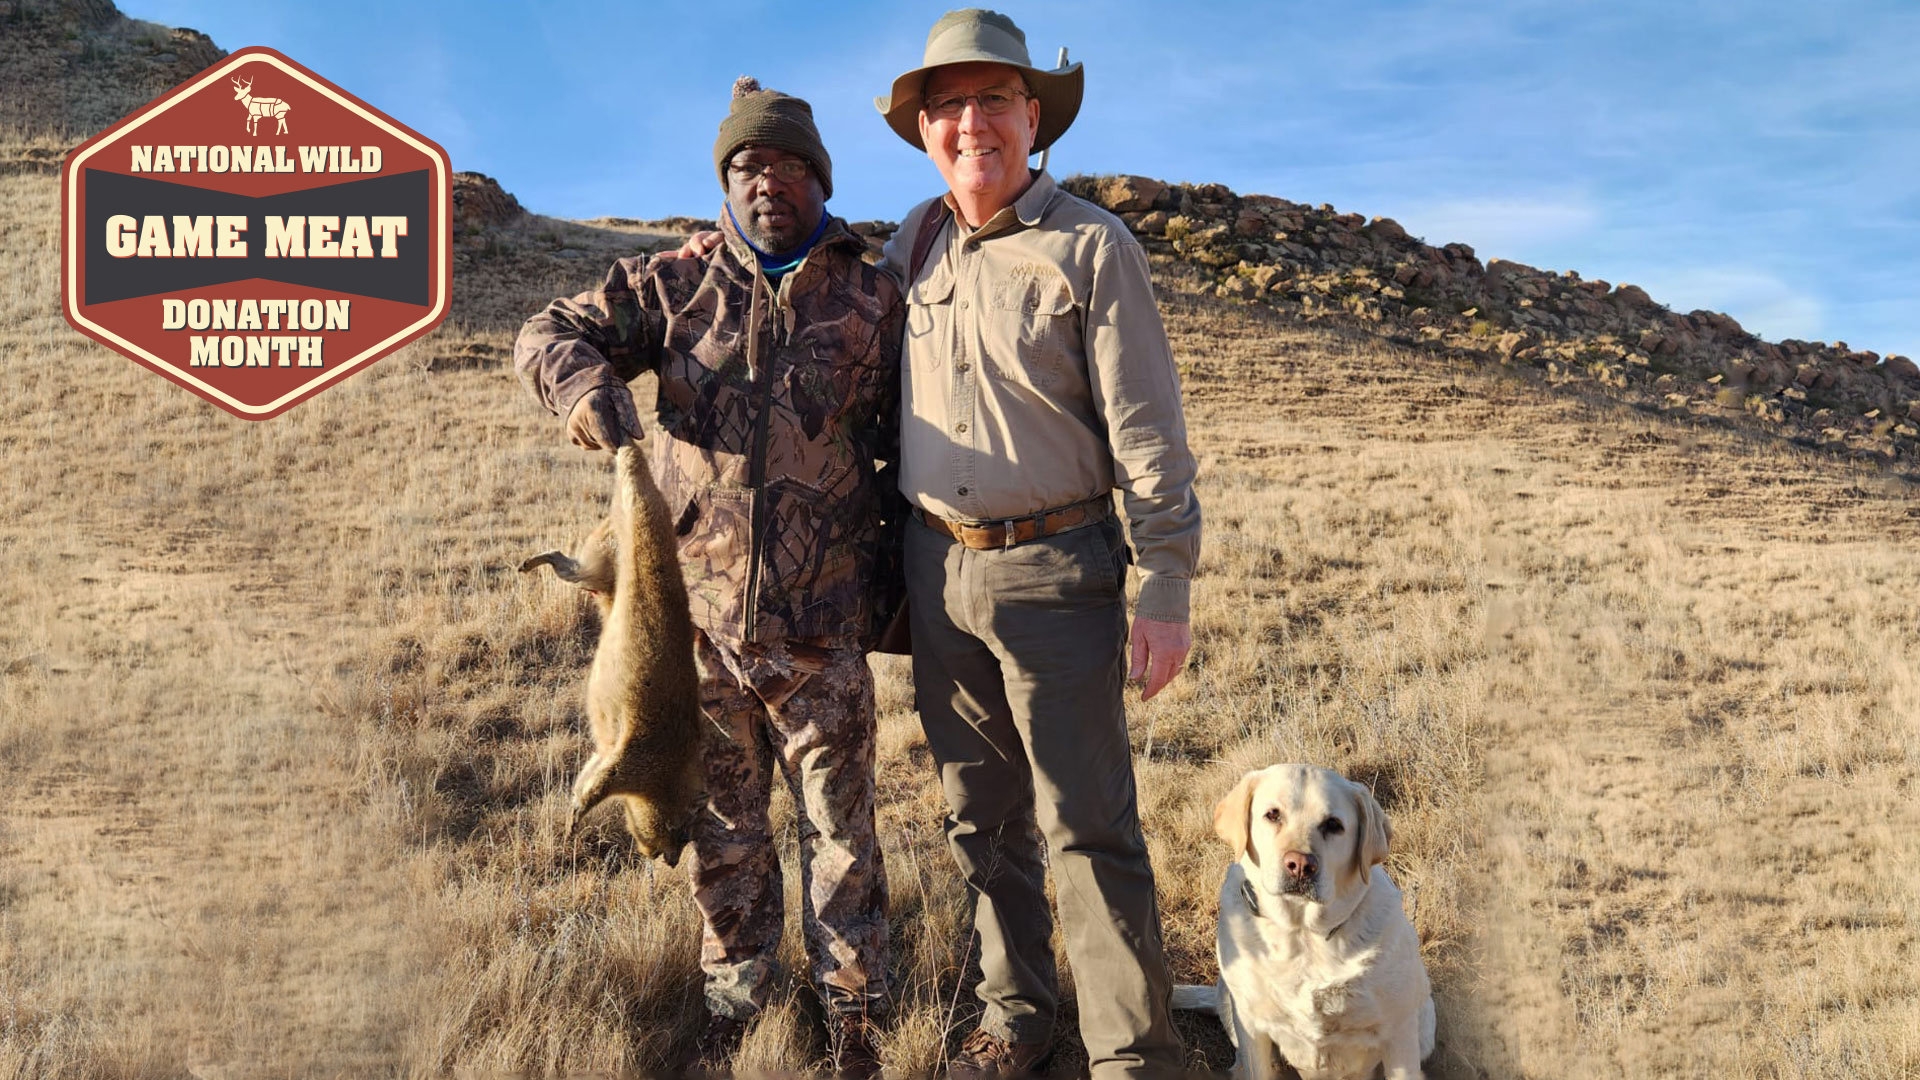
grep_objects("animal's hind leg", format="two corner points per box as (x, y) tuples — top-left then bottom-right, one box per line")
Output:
(569, 752), (614, 836)
(520, 550), (585, 582)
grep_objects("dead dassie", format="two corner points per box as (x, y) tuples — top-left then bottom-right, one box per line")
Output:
(521, 444), (703, 865)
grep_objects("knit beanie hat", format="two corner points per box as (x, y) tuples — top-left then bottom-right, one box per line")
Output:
(713, 76), (833, 200)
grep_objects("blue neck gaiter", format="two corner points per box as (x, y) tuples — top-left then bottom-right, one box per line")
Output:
(728, 204), (830, 285)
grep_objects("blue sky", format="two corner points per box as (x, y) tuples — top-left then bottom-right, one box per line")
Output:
(122, 0), (1920, 360)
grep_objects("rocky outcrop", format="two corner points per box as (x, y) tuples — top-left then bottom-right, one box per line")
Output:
(1061, 174), (1920, 463)
(452, 172), (525, 233)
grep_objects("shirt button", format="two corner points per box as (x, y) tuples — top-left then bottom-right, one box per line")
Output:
(959, 299), (970, 310)
(956, 362), (970, 373)
(957, 486), (969, 496)
(955, 422), (968, 434)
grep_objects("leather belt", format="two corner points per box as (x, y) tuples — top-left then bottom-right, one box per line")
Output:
(914, 495), (1111, 551)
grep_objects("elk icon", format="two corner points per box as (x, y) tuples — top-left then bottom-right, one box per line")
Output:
(230, 76), (290, 136)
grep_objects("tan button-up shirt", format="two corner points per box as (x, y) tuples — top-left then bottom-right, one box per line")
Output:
(882, 171), (1201, 622)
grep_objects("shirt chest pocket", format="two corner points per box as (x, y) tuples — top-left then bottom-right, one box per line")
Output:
(781, 347), (862, 441)
(906, 266), (954, 373)
(987, 273), (1079, 389)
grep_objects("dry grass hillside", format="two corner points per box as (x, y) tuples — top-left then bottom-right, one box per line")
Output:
(0, 0), (225, 139)
(4, 19), (1920, 1075)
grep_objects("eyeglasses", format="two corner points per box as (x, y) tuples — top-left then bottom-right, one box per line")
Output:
(922, 87), (1029, 121)
(727, 158), (811, 186)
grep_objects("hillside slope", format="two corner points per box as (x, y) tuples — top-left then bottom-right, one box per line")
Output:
(0, 0), (225, 139)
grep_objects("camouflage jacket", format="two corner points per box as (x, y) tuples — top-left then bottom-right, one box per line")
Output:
(516, 213), (905, 646)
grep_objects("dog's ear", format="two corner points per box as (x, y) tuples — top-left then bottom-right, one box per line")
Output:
(1349, 778), (1392, 874)
(1212, 770), (1258, 858)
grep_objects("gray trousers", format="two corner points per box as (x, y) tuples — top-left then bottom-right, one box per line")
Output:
(906, 516), (1182, 1079)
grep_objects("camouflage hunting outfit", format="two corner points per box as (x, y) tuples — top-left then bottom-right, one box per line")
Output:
(515, 210), (903, 1021)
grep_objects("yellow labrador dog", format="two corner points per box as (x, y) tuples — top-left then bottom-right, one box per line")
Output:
(1173, 764), (1435, 1080)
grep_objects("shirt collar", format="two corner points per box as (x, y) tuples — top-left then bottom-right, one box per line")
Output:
(943, 168), (1059, 242)
(1013, 168), (1058, 226)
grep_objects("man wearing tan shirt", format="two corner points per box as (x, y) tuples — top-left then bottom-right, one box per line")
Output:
(875, 10), (1202, 1079)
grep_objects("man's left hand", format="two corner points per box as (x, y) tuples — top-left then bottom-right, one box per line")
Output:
(1128, 617), (1192, 701)
(669, 230), (724, 260)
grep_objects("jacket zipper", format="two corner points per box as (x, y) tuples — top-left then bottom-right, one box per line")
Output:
(742, 268), (784, 640)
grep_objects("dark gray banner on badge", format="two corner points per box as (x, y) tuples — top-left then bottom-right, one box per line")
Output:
(84, 169), (431, 305)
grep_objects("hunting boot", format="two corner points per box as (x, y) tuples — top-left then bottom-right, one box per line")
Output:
(948, 1027), (1051, 1080)
(828, 1012), (883, 1079)
(695, 1010), (750, 1073)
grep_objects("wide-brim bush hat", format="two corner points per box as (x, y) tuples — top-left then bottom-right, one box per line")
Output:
(874, 8), (1083, 153)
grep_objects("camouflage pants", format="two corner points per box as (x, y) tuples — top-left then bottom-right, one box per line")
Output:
(689, 630), (889, 1021)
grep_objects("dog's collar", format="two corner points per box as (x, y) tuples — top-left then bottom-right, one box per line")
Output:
(1323, 908), (1357, 940)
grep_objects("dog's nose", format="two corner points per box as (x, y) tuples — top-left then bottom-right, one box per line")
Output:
(1283, 850), (1318, 879)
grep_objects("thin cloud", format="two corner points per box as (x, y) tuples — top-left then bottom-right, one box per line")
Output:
(1396, 196), (1601, 262)
(1830, 299), (1920, 361)
(1633, 267), (1825, 344)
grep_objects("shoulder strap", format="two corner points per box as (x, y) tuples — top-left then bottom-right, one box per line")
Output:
(908, 200), (952, 284)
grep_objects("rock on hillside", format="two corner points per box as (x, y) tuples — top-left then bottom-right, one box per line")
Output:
(1058, 174), (1920, 464)
(0, 0), (226, 139)
(452, 171), (525, 233)
(449, 206), (705, 332)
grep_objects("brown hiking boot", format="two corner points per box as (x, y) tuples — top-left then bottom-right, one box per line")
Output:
(829, 1012), (883, 1079)
(947, 1027), (1050, 1080)
(695, 1011), (750, 1071)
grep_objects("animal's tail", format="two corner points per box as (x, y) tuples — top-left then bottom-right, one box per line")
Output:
(1170, 984), (1220, 1015)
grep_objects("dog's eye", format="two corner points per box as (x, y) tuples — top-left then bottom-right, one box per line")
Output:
(1320, 817), (1345, 835)
(1262, 807), (1282, 823)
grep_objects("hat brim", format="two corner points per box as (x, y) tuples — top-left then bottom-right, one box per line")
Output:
(873, 60), (1082, 155)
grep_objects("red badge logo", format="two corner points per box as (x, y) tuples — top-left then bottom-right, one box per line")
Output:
(61, 46), (451, 420)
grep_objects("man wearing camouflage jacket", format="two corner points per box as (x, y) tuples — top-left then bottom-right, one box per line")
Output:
(513, 78), (903, 1078)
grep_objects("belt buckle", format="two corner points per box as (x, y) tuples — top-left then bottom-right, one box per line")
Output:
(964, 515), (1019, 550)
